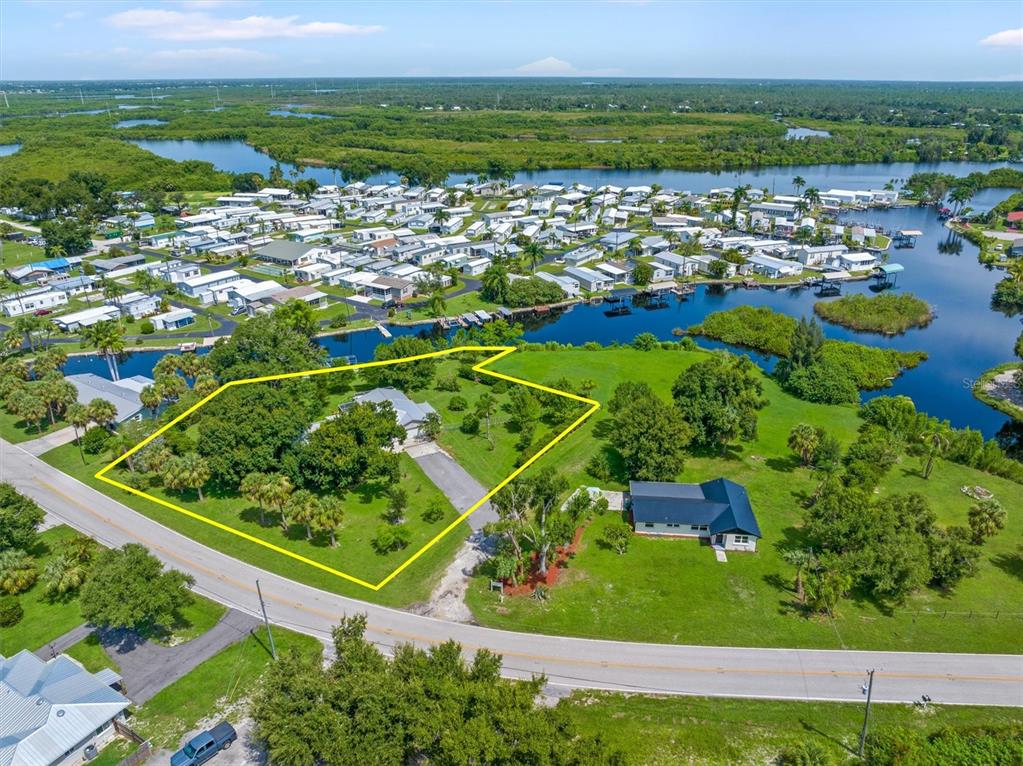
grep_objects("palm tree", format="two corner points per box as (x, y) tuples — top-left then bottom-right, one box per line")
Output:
(193, 373), (220, 398)
(9, 389), (47, 433)
(1006, 260), (1023, 285)
(43, 553), (92, 596)
(11, 315), (46, 351)
(427, 288), (446, 318)
(433, 208), (450, 229)
(87, 398), (118, 429)
(82, 320), (126, 381)
(792, 176), (806, 196)
(178, 453), (211, 501)
(787, 423), (819, 466)
(475, 393), (497, 446)
(0, 550), (37, 595)
(66, 403), (91, 462)
(802, 187), (821, 209)
(523, 241), (545, 272)
(286, 489), (320, 539)
(139, 385), (161, 416)
(480, 262), (510, 304)
(918, 429), (950, 479)
(265, 473), (293, 527)
(730, 184), (750, 228)
(781, 548), (816, 605)
(101, 278), (125, 308)
(968, 499), (1006, 544)
(315, 497), (345, 547)
(240, 471), (272, 526)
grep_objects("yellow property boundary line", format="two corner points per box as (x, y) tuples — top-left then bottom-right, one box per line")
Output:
(95, 346), (600, 591)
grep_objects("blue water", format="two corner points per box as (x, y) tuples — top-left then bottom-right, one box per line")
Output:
(115, 119), (168, 129)
(0, 144), (21, 157)
(786, 127), (832, 140)
(67, 153), (1022, 439)
(268, 109), (331, 119)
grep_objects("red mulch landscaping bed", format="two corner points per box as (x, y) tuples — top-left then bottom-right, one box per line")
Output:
(503, 525), (586, 596)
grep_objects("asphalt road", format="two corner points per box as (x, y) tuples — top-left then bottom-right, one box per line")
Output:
(4, 437), (1021, 707)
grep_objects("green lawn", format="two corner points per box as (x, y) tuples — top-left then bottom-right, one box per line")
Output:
(405, 290), (498, 322)
(0, 409), (68, 443)
(561, 691), (1023, 766)
(42, 444), (468, 606)
(0, 526), (87, 654)
(464, 346), (1023, 654)
(0, 240), (46, 270)
(63, 633), (120, 674)
(129, 626), (321, 750)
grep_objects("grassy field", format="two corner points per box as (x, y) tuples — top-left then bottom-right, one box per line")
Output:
(406, 290), (497, 321)
(0, 240), (46, 269)
(464, 346), (1023, 653)
(0, 526), (87, 654)
(42, 443), (468, 606)
(0, 409), (69, 443)
(561, 691), (1023, 766)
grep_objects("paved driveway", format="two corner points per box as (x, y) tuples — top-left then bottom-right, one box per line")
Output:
(405, 441), (497, 531)
(101, 609), (261, 704)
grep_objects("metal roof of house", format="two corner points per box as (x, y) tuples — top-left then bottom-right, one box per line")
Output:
(66, 373), (153, 422)
(351, 387), (437, 430)
(629, 478), (761, 537)
(0, 651), (129, 766)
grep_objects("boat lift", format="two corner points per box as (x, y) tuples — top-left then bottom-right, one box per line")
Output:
(894, 230), (922, 249)
(872, 262), (904, 289)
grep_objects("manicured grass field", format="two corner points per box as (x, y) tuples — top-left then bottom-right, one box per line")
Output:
(406, 290), (498, 321)
(0, 526), (87, 654)
(464, 346), (1023, 654)
(0, 409), (69, 443)
(561, 691), (1023, 765)
(42, 443), (468, 606)
(0, 240), (46, 270)
(63, 633), (120, 674)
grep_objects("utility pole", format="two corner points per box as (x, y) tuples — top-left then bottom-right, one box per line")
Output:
(255, 579), (277, 660)
(858, 668), (876, 758)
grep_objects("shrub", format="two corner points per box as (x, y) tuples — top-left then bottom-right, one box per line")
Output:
(777, 741), (834, 766)
(422, 499), (446, 524)
(632, 332), (659, 351)
(491, 380), (509, 394)
(435, 375), (460, 392)
(373, 524), (411, 553)
(139, 320), (155, 335)
(0, 595), (22, 627)
(448, 395), (467, 411)
(460, 412), (480, 434)
(81, 426), (112, 454)
(586, 452), (613, 482)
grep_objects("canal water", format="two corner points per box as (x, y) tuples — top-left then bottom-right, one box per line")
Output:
(68, 146), (1023, 440)
(129, 137), (1013, 195)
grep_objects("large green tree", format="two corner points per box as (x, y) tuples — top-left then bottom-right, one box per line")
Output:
(79, 544), (194, 632)
(671, 352), (765, 451)
(251, 615), (626, 766)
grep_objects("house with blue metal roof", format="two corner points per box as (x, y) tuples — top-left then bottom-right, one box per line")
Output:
(0, 650), (129, 766)
(629, 478), (761, 551)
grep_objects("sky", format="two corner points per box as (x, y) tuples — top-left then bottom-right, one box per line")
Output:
(1, 0), (1021, 82)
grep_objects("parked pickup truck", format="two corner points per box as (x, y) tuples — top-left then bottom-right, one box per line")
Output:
(170, 722), (237, 766)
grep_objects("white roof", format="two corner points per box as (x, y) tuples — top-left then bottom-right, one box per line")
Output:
(181, 269), (239, 288)
(0, 651), (129, 766)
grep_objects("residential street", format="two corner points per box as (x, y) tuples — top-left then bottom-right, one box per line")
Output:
(3, 437), (1021, 707)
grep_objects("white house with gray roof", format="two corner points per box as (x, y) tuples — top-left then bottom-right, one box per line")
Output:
(65, 374), (154, 423)
(0, 650), (129, 766)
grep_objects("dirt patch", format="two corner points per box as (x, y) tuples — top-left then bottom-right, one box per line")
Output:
(411, 533), (490, 623)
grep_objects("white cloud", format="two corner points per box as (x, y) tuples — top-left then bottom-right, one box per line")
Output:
(147, 47), (275, 64)
(106, 8), (384, 41)
(512, 57), (623, 77)
(980, 28), (1023, 48)
(515, 56), (578, 76)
